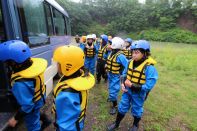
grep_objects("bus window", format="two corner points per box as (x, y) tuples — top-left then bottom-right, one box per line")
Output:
(0, 2), (6, 43)
(16, 0), (49, 47)
(65, 16), (71, 35)
(53, 8), (66, 35)
(44, 3), (54, 36)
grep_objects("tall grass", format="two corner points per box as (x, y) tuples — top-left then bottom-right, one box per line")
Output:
(85, 41), (197, 130)
(144, 42), (197, 130)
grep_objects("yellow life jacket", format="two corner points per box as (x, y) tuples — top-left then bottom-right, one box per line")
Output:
(106, 51), (123, 74)
(52, 78), (88, 123)
(85, 45), (95, 57)
(98, 44), (108, 60)
(122, 49), (132, 59)
(11, 73), (46, 102)
(126, 57), (156, 85)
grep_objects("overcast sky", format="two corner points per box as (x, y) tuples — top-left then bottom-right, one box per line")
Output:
(71, 0), (145, 3)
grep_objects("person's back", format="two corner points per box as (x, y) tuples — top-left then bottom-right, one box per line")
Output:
(52, 45), (95, 131)
(0, 40), (51, 130)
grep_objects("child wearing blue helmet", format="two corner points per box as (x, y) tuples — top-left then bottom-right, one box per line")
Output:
(0, 40), (51, 131)
(123, 38), (133, 60)
(107, 40), (158, 131)
(96, 34), (110, 83)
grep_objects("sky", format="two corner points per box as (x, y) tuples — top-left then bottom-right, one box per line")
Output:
(71, 0), (146, 3)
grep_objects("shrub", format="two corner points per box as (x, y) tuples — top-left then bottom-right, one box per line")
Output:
(139, 28), (197, 44)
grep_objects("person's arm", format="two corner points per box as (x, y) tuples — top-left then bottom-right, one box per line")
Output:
(55, 91), (81, 131)
(12, 81), (35, 113)
(79, 43), (85, 51)
(94, 45), (99, 54)
(125, 65), (158, 92)
(117, 54), (128, 77)
(141, 65), (158, 92)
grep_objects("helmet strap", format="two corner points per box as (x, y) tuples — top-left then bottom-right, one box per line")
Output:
(60, 68), (82, 82)
(87, 42), (93, 46)
(111, 49), (120, 56)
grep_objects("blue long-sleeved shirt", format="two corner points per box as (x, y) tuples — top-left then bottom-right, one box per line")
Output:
(12, 81), (44, 113)
(116, 54), (128, 76)
(55, 91), (83, 131)
(141, 65), (158, 92)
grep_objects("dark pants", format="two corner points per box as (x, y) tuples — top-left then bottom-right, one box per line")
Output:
(96, 59), (107, 82)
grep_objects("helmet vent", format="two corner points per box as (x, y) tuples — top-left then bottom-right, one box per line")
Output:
(22, 50), (26, 52)
(66, 64), (72, 71)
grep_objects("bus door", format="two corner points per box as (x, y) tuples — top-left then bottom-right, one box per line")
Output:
(0, 1), (19, 112)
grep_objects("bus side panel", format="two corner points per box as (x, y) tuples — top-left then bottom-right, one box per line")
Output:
(31, 35), (71, 96)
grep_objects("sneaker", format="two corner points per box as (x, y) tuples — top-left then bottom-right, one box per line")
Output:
(107, 122), (119, 131)
(109, 107), (117, 115)
(129, 125), (138, 131)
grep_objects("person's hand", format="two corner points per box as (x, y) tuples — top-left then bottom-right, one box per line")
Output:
(121, 83), (128, 92)
(86, 45), (89, 48)
(8, 117), (18, 127)
(124, 79), (132, 87)
(107, 45), (111, 50)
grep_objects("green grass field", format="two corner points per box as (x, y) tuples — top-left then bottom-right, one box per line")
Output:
(84, 42), (197, 131)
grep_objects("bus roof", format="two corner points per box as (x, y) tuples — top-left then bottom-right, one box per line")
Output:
(45, 0), (69, 17)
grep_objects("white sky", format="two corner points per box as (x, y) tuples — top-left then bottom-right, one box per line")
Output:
(71, 0), (145, 3)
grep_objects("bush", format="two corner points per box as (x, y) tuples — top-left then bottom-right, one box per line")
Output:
(139, 28), (197, 44)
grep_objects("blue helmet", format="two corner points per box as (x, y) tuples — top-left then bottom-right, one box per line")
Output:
(134, 40), (150, 52)
(0, 40), (31, 63)
(130, 41), (137, 50)
(100, 34), (108, 43)
(125, 38), (132, 44)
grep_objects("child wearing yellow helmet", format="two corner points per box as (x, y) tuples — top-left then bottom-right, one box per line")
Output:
(52, 45), (95, 131)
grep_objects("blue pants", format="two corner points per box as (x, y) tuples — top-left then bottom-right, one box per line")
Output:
(24, 99), (44, 131)
(118, 88), (147, 118)
(108, 73), (121, 101)
(84, 57), (96, 75)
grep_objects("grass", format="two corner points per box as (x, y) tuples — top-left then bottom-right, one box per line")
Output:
(84, 41), (197, 131)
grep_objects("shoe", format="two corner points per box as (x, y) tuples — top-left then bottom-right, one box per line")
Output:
(104, 78), (108, 83)
(96, 80), (100, 84)
(109, 107), (117, 115)
(40, 114), (52, 130)
(107, 122), (119, 131)
(107, 98), (111, 102)
(41, 120), (52, 130)
(129, 125), (138, 131)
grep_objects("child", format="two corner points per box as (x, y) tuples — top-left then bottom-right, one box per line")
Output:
(0, 40), (51, 131)
(80, 34), (98, 75)
(75, 35), (80, 44)
(52, 45), (95, 130)
(96, 34), (110, 83)
(107, 40), (158, 131)
(123, 38), (133, 60)
(106, 37), (128, 115)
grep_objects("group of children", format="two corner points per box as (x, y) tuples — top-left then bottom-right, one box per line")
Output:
(76, 34), (158, 131)
(0, 34), (158, 131)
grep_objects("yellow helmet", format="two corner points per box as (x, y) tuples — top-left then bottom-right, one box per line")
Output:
(53, 45), (85, 76)
(81, 36), (87, 43)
